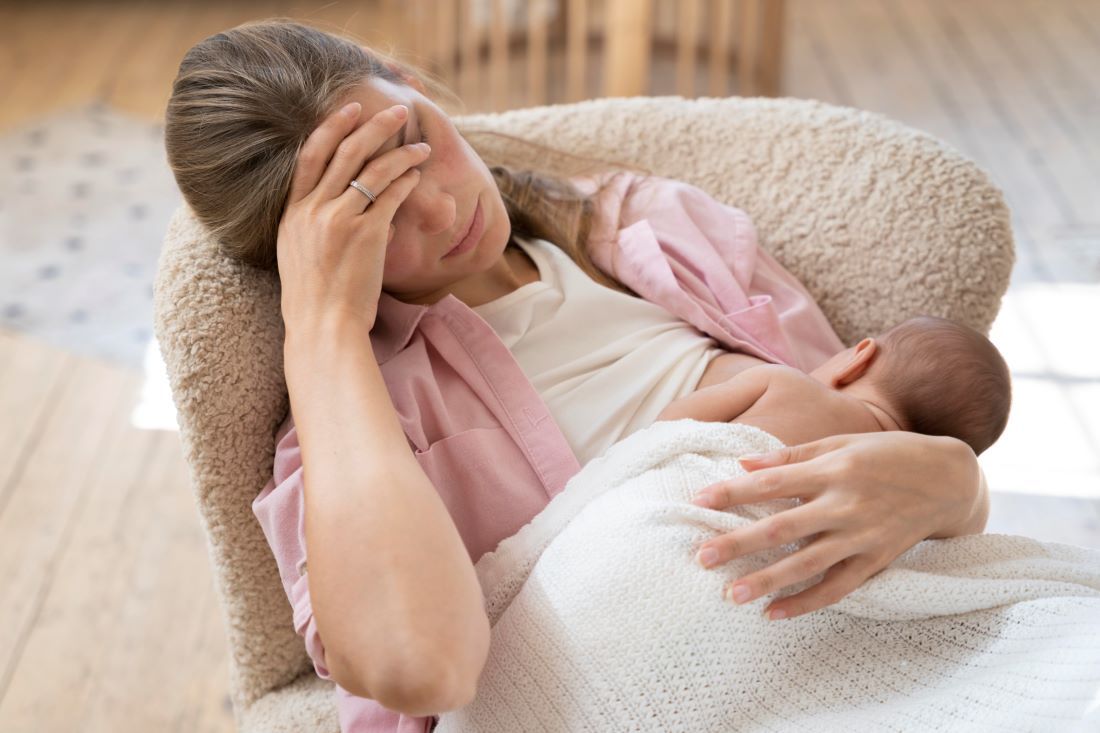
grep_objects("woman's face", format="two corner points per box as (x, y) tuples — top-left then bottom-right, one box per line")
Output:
(340, 75), (513, 305)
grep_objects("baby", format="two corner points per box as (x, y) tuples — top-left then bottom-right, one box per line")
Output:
(654, 315), (1012, 455)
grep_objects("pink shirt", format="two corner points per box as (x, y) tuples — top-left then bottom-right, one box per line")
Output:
(252, 172), (845, 732)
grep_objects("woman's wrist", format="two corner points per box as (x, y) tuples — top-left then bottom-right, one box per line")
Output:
(284, 307), (375, 349)
(926, 436), (989, 540)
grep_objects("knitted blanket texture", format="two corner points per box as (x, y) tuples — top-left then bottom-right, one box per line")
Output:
(435, 420), (1100, 733)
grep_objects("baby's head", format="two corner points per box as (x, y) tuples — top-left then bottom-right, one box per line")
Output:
(811, 316), (1012, 454)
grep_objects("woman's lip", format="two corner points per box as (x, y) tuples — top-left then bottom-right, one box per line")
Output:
(443, 199), (483, 258)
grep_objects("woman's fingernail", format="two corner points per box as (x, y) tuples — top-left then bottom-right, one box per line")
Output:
(724, 584), (752, 604)
(739, 453), (767, 463)
(691, 493), (715, 507)
(767, 608), (787, 620)
(696, 548), (719, 567)
(392, 104), (408, 118)
(342, 102), (361, 117)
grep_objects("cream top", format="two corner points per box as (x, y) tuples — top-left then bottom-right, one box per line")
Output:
(472, 235), (727, 466)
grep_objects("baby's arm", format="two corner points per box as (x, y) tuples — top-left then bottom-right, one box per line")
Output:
(654, 366), (773, 424)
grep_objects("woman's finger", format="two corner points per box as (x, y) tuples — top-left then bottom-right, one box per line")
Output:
(286, 101), (361, 207)
(736, 434), (851, 471)
(340, 141), (430, 215)
(354, 167), (422, 226)
(760, 552), (883, 621)
(718, 535), (853, 609)
(315, 104), (409, 203)
(694, 500), (836, 569)
(691, 460), (826, 508)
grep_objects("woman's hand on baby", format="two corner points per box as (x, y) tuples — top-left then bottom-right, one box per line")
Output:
(689, 431), (982, 621)
(277, 101), (430, 337)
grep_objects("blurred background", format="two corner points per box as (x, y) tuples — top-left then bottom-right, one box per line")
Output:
(0, 0), (1097, 730)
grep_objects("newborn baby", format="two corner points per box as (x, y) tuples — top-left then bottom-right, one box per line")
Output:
(654, 314), (1012, 456)
(433, 318), (1100, 733)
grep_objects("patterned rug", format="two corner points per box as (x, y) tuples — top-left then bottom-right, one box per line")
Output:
(0, 101), (183, 373)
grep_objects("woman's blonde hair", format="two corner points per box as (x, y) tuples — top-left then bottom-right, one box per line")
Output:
(164, 17), (650, 297)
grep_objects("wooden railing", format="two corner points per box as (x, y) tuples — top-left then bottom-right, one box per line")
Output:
(401, 0), (785, 112)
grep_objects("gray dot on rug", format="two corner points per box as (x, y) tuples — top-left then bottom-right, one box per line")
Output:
(0, 100), (183, 372)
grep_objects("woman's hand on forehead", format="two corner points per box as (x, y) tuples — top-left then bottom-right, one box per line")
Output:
(276, 101), (429, 334)
(288, 102), (414, 206)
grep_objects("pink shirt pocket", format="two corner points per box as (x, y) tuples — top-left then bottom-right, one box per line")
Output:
(411, 426), (556, 563)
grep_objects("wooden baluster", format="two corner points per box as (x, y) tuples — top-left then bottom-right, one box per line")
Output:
(605, 0), (653, 98)
(405, 0), (423, 71)
(758, 0), (784, 97)
(490, 0), (508, 110)
(435, 0), (457, 91)
(527, 0), (550, 107)
(677, 0), (701, 98)
(738, 0), (761, 97)
(566, 0), (588, 103)
(401, 0), (413, 66)
(459, 0), (480, 109)
(709, 0), (734, 97)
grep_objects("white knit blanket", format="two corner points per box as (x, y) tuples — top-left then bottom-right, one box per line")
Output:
(435, 419), (1100, 733)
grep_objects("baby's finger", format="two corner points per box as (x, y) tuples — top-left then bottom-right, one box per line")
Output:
(761, 552), (880, 621)
(286, 102), (361, 207)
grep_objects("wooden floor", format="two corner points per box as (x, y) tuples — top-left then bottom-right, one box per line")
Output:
(1, 1), (1098, 731)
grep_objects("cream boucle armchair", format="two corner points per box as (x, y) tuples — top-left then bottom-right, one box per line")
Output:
(152, 96), (1014, 731)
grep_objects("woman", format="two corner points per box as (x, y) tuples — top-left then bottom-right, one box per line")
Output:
(164, 18), (988, 733)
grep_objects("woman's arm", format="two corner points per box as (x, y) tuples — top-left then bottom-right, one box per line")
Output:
(287, 316), (489, 715)
(927, 457), (991, 539)
(689, 431), (988, 621)
(275, 101), (487, 715)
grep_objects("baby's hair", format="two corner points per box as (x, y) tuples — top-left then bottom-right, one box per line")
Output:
(871, 315), (1011, 455)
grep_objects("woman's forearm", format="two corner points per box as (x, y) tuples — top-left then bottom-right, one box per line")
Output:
(284, 315), (489, 710)
(927, 443), (991, 540)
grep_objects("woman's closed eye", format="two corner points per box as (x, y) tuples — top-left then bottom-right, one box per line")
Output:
(413, 112), (428, 147)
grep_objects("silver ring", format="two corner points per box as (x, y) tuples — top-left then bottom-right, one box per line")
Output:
(348, 179), (377, 204)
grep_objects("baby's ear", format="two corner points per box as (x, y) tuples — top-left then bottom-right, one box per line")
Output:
(834, 338), (878, 387)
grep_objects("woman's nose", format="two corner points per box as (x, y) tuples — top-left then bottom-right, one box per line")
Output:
(403, 182), (455, 237)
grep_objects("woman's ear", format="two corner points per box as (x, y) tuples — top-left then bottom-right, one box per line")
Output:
(832, 337), (879, 387)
